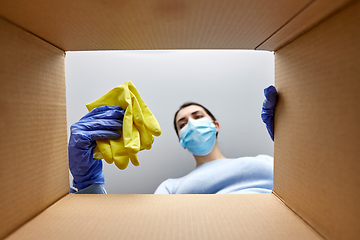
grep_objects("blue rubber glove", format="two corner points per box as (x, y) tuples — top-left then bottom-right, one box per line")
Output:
(261, 85), (278, 141)
(68, 105), (125, 190)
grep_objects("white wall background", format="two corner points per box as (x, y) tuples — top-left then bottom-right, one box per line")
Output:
(65, 50), (274, 194)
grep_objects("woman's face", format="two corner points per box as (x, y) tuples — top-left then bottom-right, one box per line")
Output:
(175, 105), (219, 134)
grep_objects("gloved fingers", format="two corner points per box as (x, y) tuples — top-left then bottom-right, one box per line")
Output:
(69, 128), (121, 152)
(264, 118), (274, 141)
(92, 145), (103, 159)
(143, 108), (162, 137)
(87, 109), (125, 120)
(86, 130), (122, 141)
(122, 102), (133, 149)
(261, 86), (276, 141)
(111, 138), (129, 154)
(264, 85), (277, 99)
(110, 138), (136, 170)
(87, 105), (123, 115)
(129, 154), (139, 167)
(124, 124), (141, 154)
(96, 139), (114, 164)
(130, 91), (145, 126)
(98, 137), (128, 165)
(128, 82), (161, 136)
(261, 117), (274, 141)
(263, 85), (278, 110)
(114, 155), (130, 170)
(145, 121), (161, 137)
(122, 96), (142, 154)
(135, 123), (153, 150)
(261, 112), (274, 124)
(81, 105), (125, 121)
(72, 119), (123, 131)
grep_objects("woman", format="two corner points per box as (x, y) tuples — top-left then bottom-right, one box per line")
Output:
(68, 86), (278, 194)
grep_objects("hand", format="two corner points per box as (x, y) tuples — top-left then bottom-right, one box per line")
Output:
(68, 105), (124, 189)
(261, 85), (278, 141)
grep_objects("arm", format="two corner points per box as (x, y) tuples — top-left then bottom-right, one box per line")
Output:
(68, 105), (124, 193)
(70, 184), (107, 194)
(154, 179), (175, 194)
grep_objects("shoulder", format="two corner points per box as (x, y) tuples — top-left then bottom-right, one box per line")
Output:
(253, 154), (274, 162)
(232, 155), (274, 164)
(154, 178), (180, 194)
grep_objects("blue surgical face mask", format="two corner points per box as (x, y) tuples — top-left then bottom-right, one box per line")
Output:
(179, 118), (217, 156)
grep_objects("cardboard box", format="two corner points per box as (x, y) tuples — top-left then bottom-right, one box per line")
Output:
(0, 0), (359, 239)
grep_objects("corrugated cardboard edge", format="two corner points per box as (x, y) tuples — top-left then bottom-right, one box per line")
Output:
(273, 0), (360, 238)
(3, 193), (69, 239)
(0, 17), (69, 239)
(0, 0), (311, 51)
(0, 16), (64, 52)
(272, 191), (326, 240)
(256, 0), (355, 51)
(6, 194), (323, 240)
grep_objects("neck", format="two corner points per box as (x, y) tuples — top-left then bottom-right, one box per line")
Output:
(194, 142), (226, 167)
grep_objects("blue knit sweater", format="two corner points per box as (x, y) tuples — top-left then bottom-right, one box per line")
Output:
(154, 155), (273, 194)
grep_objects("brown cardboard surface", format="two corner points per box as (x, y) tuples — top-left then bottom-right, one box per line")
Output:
(0, 0), (310, 51)
(6, 194), (322, 240)
(257, 0), (354, 51)
(1, 0), (358, 239)
(0, 18), (69, 239)
(274, 1), (360, 239)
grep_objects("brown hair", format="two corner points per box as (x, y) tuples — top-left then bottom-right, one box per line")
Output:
(173, 102), (218, 137)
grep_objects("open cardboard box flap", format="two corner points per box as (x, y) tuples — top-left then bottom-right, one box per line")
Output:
(1, 0), (359, 239)
(5, 194), (321, 240)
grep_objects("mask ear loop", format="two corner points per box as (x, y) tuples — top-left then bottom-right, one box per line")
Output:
(211, 120), (219, 138)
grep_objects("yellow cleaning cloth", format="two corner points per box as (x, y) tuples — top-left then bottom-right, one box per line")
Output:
(86, 81), (161, 170)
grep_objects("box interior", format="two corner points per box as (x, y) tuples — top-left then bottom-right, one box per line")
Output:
(0, 0), (352, 51)
(6, 194), (322, 240)
(274, 1), (360, 239)
(1, 0), (359, 239)
(0, 17), (69, 239)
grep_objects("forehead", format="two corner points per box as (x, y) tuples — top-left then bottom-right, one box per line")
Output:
(176, 105), (207, 123)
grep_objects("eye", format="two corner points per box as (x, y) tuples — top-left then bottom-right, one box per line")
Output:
(179, 123), (186, 129)
(195, 115), (203, 119)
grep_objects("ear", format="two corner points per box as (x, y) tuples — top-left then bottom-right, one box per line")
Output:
(214, 121), (220, 133)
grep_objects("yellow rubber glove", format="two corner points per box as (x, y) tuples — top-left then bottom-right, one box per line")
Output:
(86, 81), (161, 170)
(128, 81), (161, 137)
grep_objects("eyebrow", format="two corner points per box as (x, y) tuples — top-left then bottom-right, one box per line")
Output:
(177, 110), (201, 125)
